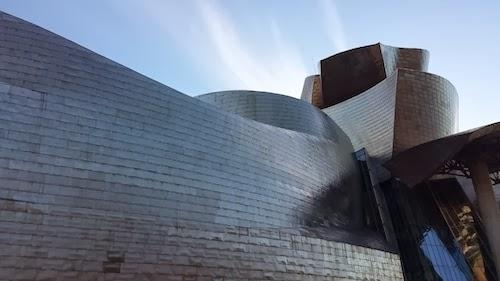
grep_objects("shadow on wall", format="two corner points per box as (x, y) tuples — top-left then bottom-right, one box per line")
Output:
(306, 171), (363, 229)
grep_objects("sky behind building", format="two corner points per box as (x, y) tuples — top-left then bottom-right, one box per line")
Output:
(1, 0), (499, 130)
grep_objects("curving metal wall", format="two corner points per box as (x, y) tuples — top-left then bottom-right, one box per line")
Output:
(300, 74), (323, 107)
(197, 90), (342, 140)
(380, 44), (429, 75)
(393, 68), (459, 153)
(322, 73), (398, 180)
(317, 43), (428, 108)
(0, 10), (363, 232)
(319, 44), (386, 107)
(323, 69), (458, 180)
(0, 11), (403, 280)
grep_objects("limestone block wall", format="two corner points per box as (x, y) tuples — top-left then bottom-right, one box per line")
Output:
(197, 90), (342, 140)
(0, 11), (403, 280)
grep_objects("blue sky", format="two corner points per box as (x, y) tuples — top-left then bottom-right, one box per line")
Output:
(1, 0), (499, 130)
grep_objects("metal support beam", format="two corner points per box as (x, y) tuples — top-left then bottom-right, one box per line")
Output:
(468, 159), (500, 277)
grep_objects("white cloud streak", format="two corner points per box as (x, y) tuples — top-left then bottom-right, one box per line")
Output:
(318, 0), (347, 52)
(136, 0), (310, 97)
(196, 0), (309, 97)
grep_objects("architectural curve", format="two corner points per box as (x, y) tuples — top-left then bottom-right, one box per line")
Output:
(312, 43), (499, 279)
(386, 122), (500, 188)
(323, 73), (398, 179)
(300, 74), (323, 107)
(393, 68), (459, 153)
(197, 90), (342, 140)
(316, 43), (428, 108)
(323, 68), (458, 180)
(380, 44), (429, 74)
(0, 10), (364, 231)
(0, 11), (405, 280)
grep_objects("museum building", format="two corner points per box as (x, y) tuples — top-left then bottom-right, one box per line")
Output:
(0, 11), (499, 281)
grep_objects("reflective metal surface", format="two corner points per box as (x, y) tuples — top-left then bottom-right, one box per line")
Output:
(384, 180), (475, 280)
(429, 179), (498, 280)
(318, 43), (428, 108)
(386, 122), (500, 187)
(0, 10), (402, 280)
(197, 90), (342, 140)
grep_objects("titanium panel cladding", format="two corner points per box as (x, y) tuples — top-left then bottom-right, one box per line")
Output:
(0, 11), (403, 280)
(393, 69), (459, 153)
(318, 43), (428, 109)
(198, 90), (344, 140)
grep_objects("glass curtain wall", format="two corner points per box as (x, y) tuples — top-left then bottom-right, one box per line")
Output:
(429, 178), (498, 281)
(383, 180), (474, 280)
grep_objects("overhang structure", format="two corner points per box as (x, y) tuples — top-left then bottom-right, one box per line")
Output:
(386, 122), (500, 277)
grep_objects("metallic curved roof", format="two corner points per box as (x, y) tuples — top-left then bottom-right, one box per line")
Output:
(197, 90), (346, 140)
(318, 43), (429, 108)
(385, 122), (500, 187)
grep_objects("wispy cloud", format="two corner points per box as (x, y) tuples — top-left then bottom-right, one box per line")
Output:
(198, 0), (309, 96)
(197, 1), (268, 90)
(318, 0), (347, 52)
(133, 0), (310, 97)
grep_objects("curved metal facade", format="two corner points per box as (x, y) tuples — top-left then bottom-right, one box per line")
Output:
(322, 69), (458, 180)
(300, 74), (323, 107)
(317, 43), (428, 108)
(393, 69), (459, 153)
(0, 11), (404, 280)
(323, 73), (398, 179)
(313, 42), (456, 180)
(309, 42), (486, 279)
(320, 44), (387, 107)
(197, 90), (343, 140)
(380, 44), (429, 74)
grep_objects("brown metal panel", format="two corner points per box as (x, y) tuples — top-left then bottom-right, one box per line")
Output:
(320, 44), (386, 107)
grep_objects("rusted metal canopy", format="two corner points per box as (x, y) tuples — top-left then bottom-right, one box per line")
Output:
(385, 122), (500, 187)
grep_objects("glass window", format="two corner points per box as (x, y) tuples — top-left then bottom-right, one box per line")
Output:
(382, 180), (476, 281)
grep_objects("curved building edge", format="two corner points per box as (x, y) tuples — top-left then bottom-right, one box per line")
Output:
(197, 90), (345, 140)
(300, 74), (323, 107)
(322, 68), (458, 180)
(311, 43), (428, 108)
(393, 68), (459, 153)
(0, 13), (363, 230)
(0, 10), (403, 280)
